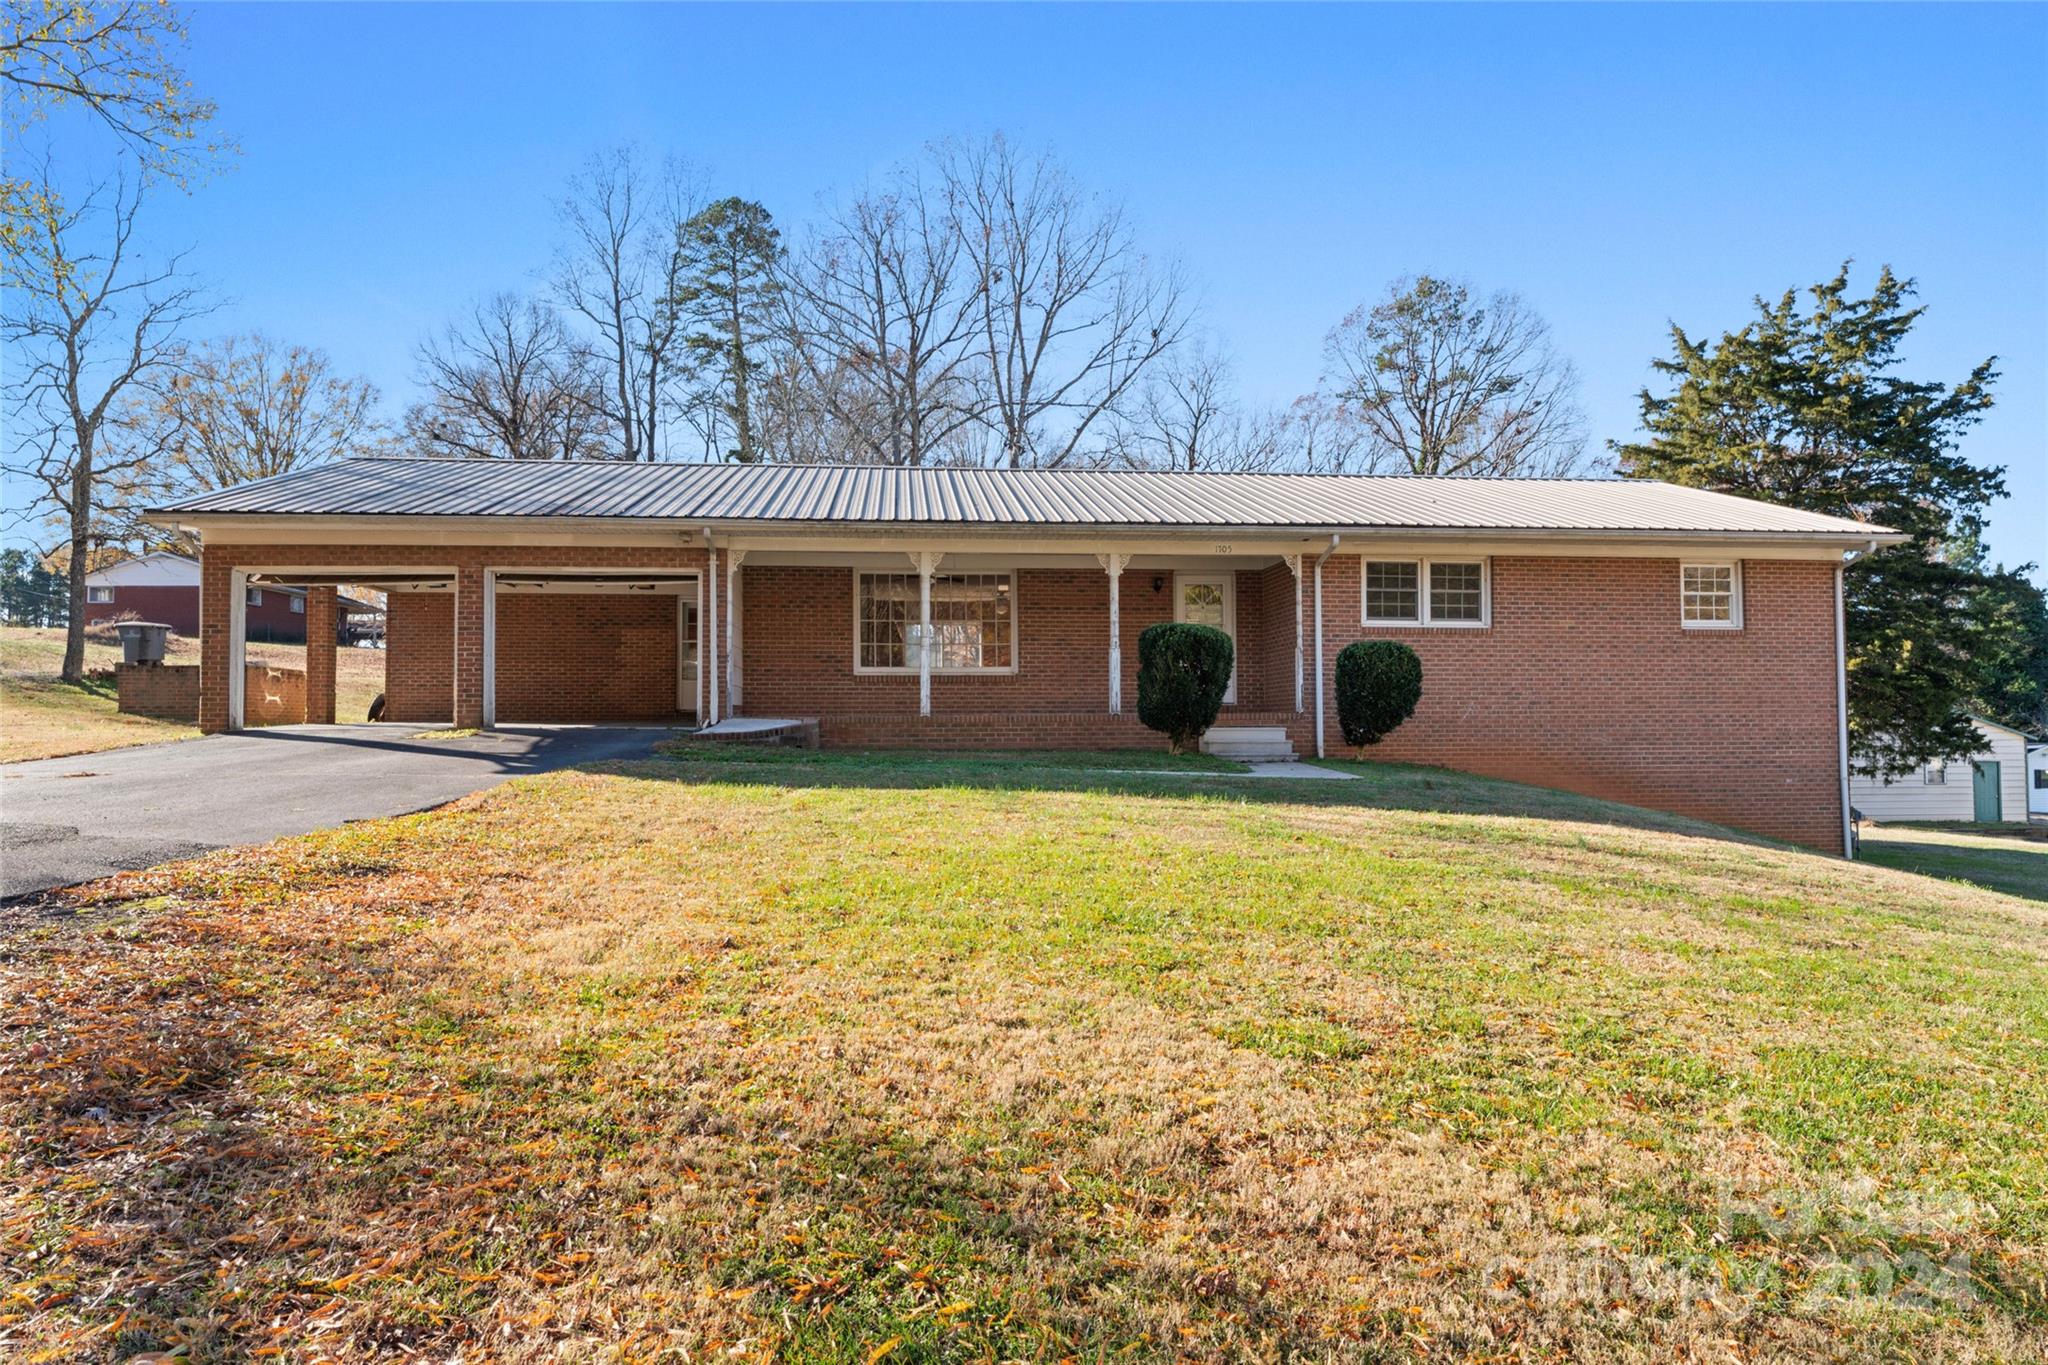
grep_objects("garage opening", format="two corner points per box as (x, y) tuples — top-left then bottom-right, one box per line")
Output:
(486, 571), (700, 726)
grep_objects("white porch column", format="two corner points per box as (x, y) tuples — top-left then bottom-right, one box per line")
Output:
(481, 569), (497, 728)
(1285, 553), (1304, 713)
(910, 550), (943, 717)
(227, 569), (248, 731)
(726, 548), (746, 713)
(1096, 553), (1132, 714)
(703, 532), (720, 726)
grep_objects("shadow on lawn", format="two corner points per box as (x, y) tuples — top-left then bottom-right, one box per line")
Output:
(1858, 826), (2048, 905)
(0, 896), (310, 1360)
(624, 741), (1773, 848)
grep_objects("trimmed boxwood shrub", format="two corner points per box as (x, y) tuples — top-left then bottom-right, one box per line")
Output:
(1136, 622), (1234, 754)
(1335, 640), (1422, 756)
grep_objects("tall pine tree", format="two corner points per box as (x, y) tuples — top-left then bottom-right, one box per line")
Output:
(1614, 265), (2007, 777)
(672, 198), (782, 463)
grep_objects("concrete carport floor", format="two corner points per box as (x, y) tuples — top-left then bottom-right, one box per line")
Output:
(0, 724), (672, 902)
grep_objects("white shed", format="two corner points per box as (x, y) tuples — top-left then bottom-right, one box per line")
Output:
(2029, 744), (2047, 818)
(1850, 717), (2032, 824)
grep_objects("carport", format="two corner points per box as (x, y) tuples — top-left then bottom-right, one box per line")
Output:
(222, 567), (704, 730)
(230, 567), (458, 730)
(481, 569), (701, 725)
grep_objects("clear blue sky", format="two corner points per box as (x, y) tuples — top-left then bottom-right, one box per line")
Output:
(22, 2), (2048, 577)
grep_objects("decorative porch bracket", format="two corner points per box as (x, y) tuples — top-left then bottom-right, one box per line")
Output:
(1096, 553), (1133, 714)
(1285, 554), (1304, 713)
(908, 550), (944, 717)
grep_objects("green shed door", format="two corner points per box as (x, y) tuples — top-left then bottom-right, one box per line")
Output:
(1973, 762), (2002, 822)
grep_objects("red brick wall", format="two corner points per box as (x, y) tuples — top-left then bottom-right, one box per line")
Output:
(1309, 555), (1844, 852)
(384, 592), (453, 723)
(90, 586), (200, 636)
(495, 593), (681, 722)
(114, 663), (302, 725)
(739, 566), (1181, 717)
(114, 663), (199, 719)
(1247, 561), (1298, 711)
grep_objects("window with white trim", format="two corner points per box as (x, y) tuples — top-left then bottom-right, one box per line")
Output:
(246, 586), (264, 607)
(87, 586), (114, 604)
(1924, 765), (1947, 786)
(1680, 562), (1741, 629)
(2034, 769), (2047, 791)
(856, 571), (1014, 672)
(289, 595), (306, 614)
(1363, 558), (1489, 627)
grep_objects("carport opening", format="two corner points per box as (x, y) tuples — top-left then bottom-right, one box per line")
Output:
(238, 572), (450, 728)
(486, 571), (700, 727)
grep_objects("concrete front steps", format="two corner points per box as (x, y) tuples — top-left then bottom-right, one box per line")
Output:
(1200, 725), (1298, 762)
(695, 717), (821, 749)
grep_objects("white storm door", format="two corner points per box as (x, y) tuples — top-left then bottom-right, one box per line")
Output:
(1175, 572), (1237, 704)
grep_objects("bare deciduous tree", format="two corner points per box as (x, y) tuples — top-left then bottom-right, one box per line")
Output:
(1, 0), (232, 187)
(2, 165), (208, 680)
(119, 333), (383, 493)
(1107, 344), (1285, 473)
(937, 134), (1188, 468)
(779, 171), (986, 465)
(1321, 275), (1590, 477)
(551, 146), (699, 461)
(405, 294), (605, 461)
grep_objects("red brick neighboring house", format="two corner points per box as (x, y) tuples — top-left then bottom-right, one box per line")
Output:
(86, 550), (370, 643)
(148, 459), (1904, 853)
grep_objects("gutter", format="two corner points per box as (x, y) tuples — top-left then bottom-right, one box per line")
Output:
(1312, 534), (1341, 759)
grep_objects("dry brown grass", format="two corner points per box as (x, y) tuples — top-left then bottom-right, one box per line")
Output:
(0, 626), (386, 762)
(3, 749), (2044, 1362)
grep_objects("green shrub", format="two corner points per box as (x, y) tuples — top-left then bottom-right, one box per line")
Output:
(1136, 622), (1234, 754)
(1335, 640), (1423, 756)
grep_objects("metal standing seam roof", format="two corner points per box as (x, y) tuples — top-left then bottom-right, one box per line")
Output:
(154, 457), (1901, 540)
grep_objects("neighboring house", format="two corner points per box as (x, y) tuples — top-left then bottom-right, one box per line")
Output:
(85, 550), (371, 643)
(2028, 743), (2047, 818)
(149, 458), (1905, 854)
(1849, 716), (2032, 825)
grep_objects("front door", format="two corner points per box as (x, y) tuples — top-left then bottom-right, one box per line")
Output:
(678, 593), (700, 719)
(1973, 761), (2002, 822)
(1176, 573), (1237, 704)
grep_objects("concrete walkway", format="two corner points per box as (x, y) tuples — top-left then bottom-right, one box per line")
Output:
(1098, 761), (1359, 781)
(1, 724), (670, 901)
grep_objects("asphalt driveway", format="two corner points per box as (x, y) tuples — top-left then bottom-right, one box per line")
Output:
(1, 724), (671, 901)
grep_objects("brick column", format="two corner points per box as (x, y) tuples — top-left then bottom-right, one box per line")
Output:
(454, 564), (485, 729)
(304, 586), (337, 724)
(198, 548), (235, 734)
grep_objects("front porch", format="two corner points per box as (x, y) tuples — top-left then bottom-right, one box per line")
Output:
(196, 535), (1343, 757)
(717, 542), (1330, 757)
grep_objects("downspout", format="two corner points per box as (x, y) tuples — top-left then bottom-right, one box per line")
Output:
(1836, 543), (1870, 859)
(1312, 534), (1341, 759)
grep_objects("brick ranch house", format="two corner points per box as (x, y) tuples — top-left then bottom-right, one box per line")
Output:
(149, 458), (1905, 854)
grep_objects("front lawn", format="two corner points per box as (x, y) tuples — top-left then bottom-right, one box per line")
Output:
(4, 748), (2044, 1361)
(0, 625), (387, 762)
